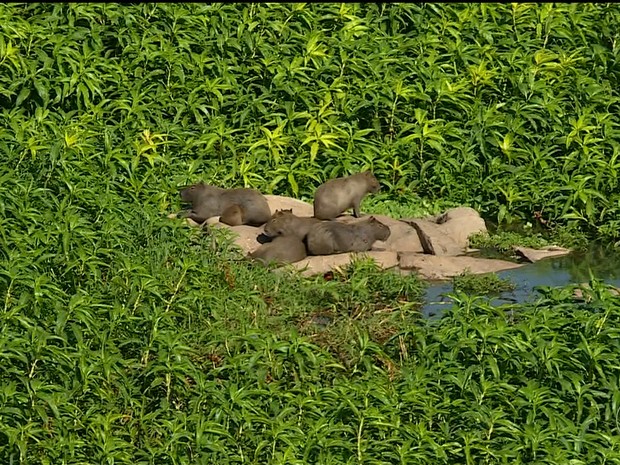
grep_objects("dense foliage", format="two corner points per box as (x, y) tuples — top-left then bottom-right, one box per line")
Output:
(1, 3), (620, 235)
(2, 2), (620, 464)
(3, 231), (620, 464)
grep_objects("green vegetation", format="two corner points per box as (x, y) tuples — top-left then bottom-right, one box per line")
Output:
(360, 193), (458, 221)
(469, 225), (590, 256)
(1, 3), (620, 237)
(469, 230), (554, 254)
(2, 2), (620, 464)
(452, 270), (516, 295)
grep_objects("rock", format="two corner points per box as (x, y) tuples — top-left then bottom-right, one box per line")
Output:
(401, 207), (487, 255)
(374, 224), (425, 253)
(398, 252), (524, 280)
(515, 246), (571, 263)
(435, 207), (487, 247)
(211, 223), (264, 254)
(436, 206), (481, 224)
(264, 195), (314, 217)
(409, 219), (464, 256)
(289, 251), (399, 277)
(365, 214), (425, 253)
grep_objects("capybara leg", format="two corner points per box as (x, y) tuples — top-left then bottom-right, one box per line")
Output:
(220, 205), (244, 226)
(187, 210), (208, 224)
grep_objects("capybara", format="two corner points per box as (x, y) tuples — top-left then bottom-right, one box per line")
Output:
(179, 182), (271, 226)
(306, 216), (391, 255)
(313, 171), (380, 220)
(263, 209), (322, 240)
(249, 235), (308, 265)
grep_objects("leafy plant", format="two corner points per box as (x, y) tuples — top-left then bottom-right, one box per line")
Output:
(469, 231), (555, 254)
(1, 3), (620, 464)
(452, 270), (516, 295)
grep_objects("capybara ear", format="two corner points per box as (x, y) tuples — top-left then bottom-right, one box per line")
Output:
(274, 208), (293, 217)
(368, 216), (376, 221)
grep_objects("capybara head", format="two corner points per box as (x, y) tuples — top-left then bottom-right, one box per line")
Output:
(362, 171), (381, 193)
(264, 209), (296, 236)
(271, 208), (293, 218)
(368, 216), (391, 241)
(180, 182), (207, 202)
(263, 216), (289, 237)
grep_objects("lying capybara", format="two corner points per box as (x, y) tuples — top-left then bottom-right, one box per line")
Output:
(179, 182), (271, 226)
(249, 235), (308, 265)
(313, 171), (380, 220)
(306, 216), (391, 255)
(263, 209), (322, 240)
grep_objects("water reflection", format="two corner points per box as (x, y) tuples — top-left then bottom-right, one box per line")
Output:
(422, 245), (620, 318)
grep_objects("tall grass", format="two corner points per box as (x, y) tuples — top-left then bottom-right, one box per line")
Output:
(2, 234), (620, 464)
(2, 3), (620, 463)
(1, 3), (620, 236)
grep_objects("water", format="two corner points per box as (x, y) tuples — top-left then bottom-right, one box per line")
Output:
(422, 245), (620, 318)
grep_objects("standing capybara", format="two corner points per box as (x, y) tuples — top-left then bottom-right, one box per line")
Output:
(263, 209), (323, 240)
(313, 171), (380, 220)
(179, 182), (271, 226)
(306, 216), (391, 255)
(249, 235), (308, 265)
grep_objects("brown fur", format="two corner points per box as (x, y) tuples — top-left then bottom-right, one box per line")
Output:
(219, 204), (245, 226)
(179, 182), (271, 226)
(306, 216), (391, 255)
(263, 209), (322, 240)
(249, 235), (308, 265)
(271, 208), (293, 218)
(313, 171), (380, 220)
